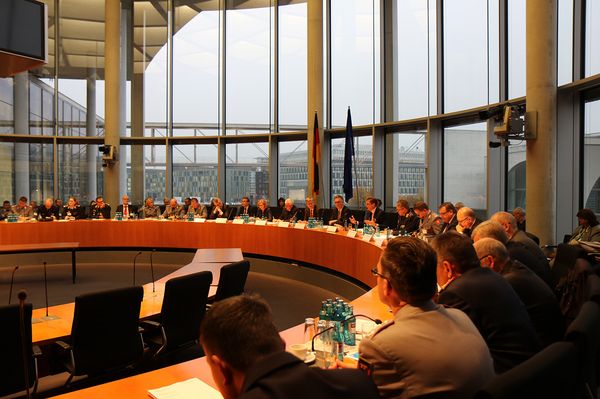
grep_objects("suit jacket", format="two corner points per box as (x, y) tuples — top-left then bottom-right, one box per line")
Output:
(501, 260), (564, 347)
(140, 205), (161, 219)
(280, 206), (301, 222)
(239, 351), (380, 399)
(62, 206), (85, 220)
(207, 205), (230, 220)
(37, 205), (59, 220)
(418, 211), (442, 238)
(89, 204), (111, 219)
(462, 218), (482, 238)
(359, 300), (494, 399)
(162, 205), (185, 219)
(329, 206), (351, 226)
(571, 224), (600, 242)
(115, 204), (138, 218)
(393, 213), (420, 235)
(236, 205), (256, 218)
(255, 207), (273, 221)
(506, 241), (553, 288)
(301, 206), (321, 221)
(509, 230), (552, 286)
(437, 267), (540, 373)
(362, 208), (385, 227)
(441, 215), (458, 234)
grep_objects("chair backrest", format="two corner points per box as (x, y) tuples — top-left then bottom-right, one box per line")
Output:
(0, 303), (35, 397)
(475, 341), (579, 399)
(564, 300), (600, 398)
(71, 286), (144, 375)
(214, 260), (250, 302)
(161, 271), (213, 350)
(586, 274), (600, 304)
(553, 243), (588, 285)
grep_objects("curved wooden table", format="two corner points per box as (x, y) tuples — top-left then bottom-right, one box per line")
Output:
(0, 220), (388, 398)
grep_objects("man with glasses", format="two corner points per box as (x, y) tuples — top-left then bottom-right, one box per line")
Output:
(342, 237), (494, 399)
(328, 195), (351, 226)
(438, 202), (458, 234)
(456, 207), (481, 238)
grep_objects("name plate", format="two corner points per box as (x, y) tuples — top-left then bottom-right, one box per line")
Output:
(255, 219), (267, 226)
(232, 218), (244, 225)
(374, 238), (385, 247)
(346, 230), (357, 238)
(326, 226), (338, 233)
(294, 222), (307, 229)
(278, 221), (290, 228)
(194, 218), (206, 223)
(216, 218), (228, 224)
(362, 234), (373, 242)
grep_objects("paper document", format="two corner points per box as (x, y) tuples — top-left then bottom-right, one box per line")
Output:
(148, 378), (222, 399)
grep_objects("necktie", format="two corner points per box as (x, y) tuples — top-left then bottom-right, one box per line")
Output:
(124, 206), (128, 216)
(310, 209), (313, 217)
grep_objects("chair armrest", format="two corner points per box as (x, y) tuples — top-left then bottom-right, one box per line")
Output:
(32, 345), (42, 358)
(141, 320), (161, 329)
(55, 340), (72, 351)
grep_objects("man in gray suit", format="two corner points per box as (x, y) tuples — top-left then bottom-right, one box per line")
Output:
(354, 237), (494, 399)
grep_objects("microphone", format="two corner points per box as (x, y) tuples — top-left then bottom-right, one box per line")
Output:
(18, 290), (31, 399)
(133, 251), (142, 286)
(150, 249), (156, 293)
(8, 266), (18, 304)
(43, 262), (49, 317)
(290, 209), (299, 222)
(310, 314), (382, 352)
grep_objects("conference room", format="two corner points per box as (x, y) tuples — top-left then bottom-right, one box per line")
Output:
(1, 0), (600, 398)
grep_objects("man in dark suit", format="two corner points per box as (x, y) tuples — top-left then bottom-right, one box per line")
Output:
(89, 196), (111, 219)
(38, 198), (60, 220)
(302, 197), (321, 220)
(279, 198), (301, 221)
(200, 294), (380, 399)
(236, 196), (255, 218)
(432, 232), (540, 374)
(474, 238), (564, 348)
(350, 197), (384, 228)
(328, 195), (351, 226)
(456, 207), (481, 237)
(392, 199), (419, 235)
(438, 202), (458, 233)
(115, 195), (138, 219)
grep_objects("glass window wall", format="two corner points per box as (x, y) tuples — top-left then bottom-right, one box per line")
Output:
(583, 99), (600, 215)
(508, 0), (526, 98)
(172, 144), (218, 202)
(586, 0), (600, 77)
(391, 132), (426, 204)
(330, 135), (373, 208)
(278, 140), (308, 205)
(225, 142), (269, 204)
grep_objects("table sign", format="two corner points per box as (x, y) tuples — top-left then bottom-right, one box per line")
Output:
(278, 221), (290, 228)
(346, 230), (357, 238)
(216, 218), (228, 224)
(294, 222), (307, 230)
(326, 226), (337, 233)
(255, 219), (267, 226)
(362, 234), (373, 242)
(232, 218), (244, 225)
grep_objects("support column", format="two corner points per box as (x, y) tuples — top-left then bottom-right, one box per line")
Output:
(104, 0), (122, 214)
(525, 0), (557, 245)
(86, 69), (97, 204)
(131, 73), (145, 204)
(14, 71), (30, 199)
(307, 0), (324, 206)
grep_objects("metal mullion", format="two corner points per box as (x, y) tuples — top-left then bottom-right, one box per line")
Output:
(573, 0), (584, 81)
(166, 0), (174, 197)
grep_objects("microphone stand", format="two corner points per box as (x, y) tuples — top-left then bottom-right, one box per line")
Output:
(8, 265), (18, 304)
(150, 249), (156, 293)
(133, 251), (142, 286)
(18, 290), (31, 399)
(41, 262), (59, 321)
(310, 314), (382, 352)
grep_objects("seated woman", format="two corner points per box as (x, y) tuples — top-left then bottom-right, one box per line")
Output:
(187, 197), (207, 218)
(140, 197), (161, 219)
(350, 197), (385, 228)
(570, 208), (600, 243)
(63, 197), (85, 220)
(207, 197), (229, 220)
(255, 198), (273, 221)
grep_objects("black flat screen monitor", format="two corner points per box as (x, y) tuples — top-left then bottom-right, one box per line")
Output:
(0, 0), (46, 61)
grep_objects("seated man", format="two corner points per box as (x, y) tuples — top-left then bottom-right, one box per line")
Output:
(438, 202), (458, 233)
(328, 195), (351, 226)
(89, 196), (111, 219)
(302, 197), (320, 220)
(1, 200), (12, 220)
(200, 294), (380, 399)
(115, 195), (138, 219)
(37, 197), (59, 220)
(255, 198), (273, 221)
(456, 207), (481, 237)
(187, 197), (208, 218)
(512, 207), (526, 232)
(474, 238), (564, 348)
(432, 232), (540, 373)
(354, 237), (494, 398)
(236, 196), (255, 218)
(183, 197), (192, 213)
(279, 198), (301, 222)
(413, 201), (442, 239)
(207, 197), (229, 220)
(11, 196), (34, 219)
(139, 197), (161, 219)
(472, 221), (553, 288)
(392, 199), (419, 235)
(162, 198), (185, 219)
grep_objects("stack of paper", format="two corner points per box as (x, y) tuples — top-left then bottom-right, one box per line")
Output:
(148, 378), (223, 399)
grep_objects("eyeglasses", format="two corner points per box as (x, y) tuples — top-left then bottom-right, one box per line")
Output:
(371, 266), (387, 280)
(479, 255), (490, 262)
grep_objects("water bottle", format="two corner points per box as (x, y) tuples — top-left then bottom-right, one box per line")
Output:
(345, 305), (356, 346)
(375, 225), (380, 237)
(319, 301), (328, 321)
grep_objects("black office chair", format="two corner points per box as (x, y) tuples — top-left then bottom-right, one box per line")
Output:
(0, 303), (41, 397)
(586, 274), (600, 304)
(211, 260), (250, 303)
(143, 271), (212, 359)
(56, 286), (144, 386)
(564, 300), (600, 399)
(474, 341), (579, 399)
